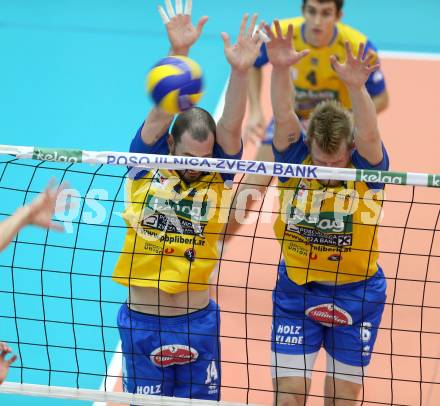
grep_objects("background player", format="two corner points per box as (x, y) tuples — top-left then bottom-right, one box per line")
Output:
(267, 20), (388, 405)
(226, 0), (389, 239)
(113, 0), (263, 400)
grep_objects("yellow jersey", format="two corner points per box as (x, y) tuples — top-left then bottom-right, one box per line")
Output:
(273, 138), (389, 285)
(113, 169), (232, 294)
(255, 17), (385, 119)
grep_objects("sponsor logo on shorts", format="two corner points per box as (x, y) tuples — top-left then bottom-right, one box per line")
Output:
(362, 345), (371, 357)
(205, 360), (219, 394)
(305, 304), (353, 327)
(136, 384), (161, 395)
(150, 345), (198, 367)
(274, 324), (304, 346)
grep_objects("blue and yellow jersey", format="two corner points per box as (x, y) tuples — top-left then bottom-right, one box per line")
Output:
(255, 17), (386, 119)
(273, 135), (389, 285)
(112, 126), (242, 294)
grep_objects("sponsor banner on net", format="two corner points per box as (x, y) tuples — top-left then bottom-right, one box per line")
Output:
(428, 174), (440, 187)
(104, 152), (319, 179)
(356, 169), (407, 185)
(33, 147), (83, 163)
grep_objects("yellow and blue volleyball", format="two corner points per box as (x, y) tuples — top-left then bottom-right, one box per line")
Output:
(146, 56), (204, 115)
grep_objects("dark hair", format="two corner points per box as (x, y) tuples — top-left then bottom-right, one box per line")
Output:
(171, 107), (216, 144)
(302, 0), (344, 13)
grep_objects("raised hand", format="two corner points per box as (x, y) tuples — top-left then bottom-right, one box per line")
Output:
(25, 180), (68, 231)
(158, 0), (208, 55)
(264, 20), (309, 68)
(330, 42), (380, 89)
(0, 342), (17, 385)
(221, 14), (264, 73)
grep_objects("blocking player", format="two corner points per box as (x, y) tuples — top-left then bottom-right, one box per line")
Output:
(113, 0), (263, 400)
(227, 0), (388, 239)
(267, 20), (388, 405)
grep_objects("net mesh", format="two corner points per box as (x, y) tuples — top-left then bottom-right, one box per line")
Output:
(1, 150), (440, 405)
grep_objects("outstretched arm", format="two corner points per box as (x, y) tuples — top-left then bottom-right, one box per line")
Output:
(265, 21), (309, 152)
(0, 181), (66, 252)
(0, 342), (17, 385)
(141, 0), (208, 146)
(216, 14), (264, 155)
(331, 42), (383, 164)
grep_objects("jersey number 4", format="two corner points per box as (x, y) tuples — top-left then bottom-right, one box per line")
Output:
(306, 70), (317, 86)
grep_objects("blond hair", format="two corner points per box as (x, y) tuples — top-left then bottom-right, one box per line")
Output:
(307, 100), (354, 153)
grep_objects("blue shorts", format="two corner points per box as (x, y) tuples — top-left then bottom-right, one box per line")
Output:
(117, 300), (221, 400)
(272, 262), (386, 367)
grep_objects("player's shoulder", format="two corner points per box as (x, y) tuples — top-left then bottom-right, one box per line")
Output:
(277, 16), (304, 33)
(335, 22), (369, 46)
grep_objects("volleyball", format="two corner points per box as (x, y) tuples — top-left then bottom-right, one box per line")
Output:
(146, 55), (204, 115)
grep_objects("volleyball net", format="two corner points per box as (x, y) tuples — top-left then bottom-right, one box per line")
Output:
(1, 144), (440, 405)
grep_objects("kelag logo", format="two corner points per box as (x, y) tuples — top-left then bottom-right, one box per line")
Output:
(33, 148), (82, 163)
(356, 170), (407, 185)
(428, 175), (440, 188)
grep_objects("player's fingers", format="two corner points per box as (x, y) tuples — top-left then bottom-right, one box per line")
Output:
(286, 24), (293, 41)
(49, 221), (65, 232)
(358, 42), (366, 62)
(274, 19), (282, 38)
(196, 16), (208, 34)
(157, 5), (170, 24)
(330, 54), (341, 71)
(344, 41), (354, 61)
(7, 354), (18, 366)
(247, 13), (258, 38)
(255, 35), (264, 49)
(263, 23), (275, 41)
(184, 0), (192, 15)
(238, 13), (249, 38)
(367, 63), (380, 74)
(175, 0), (183, 14)
(0, 348), (10, 356)
(364, 51), (376, 67)
(46, 177), (58, 192)
(220, 32), (231, 49)
(57, 181), (70, 194)
(298, 49), (310, 60)
(165, 0), (175, 18)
